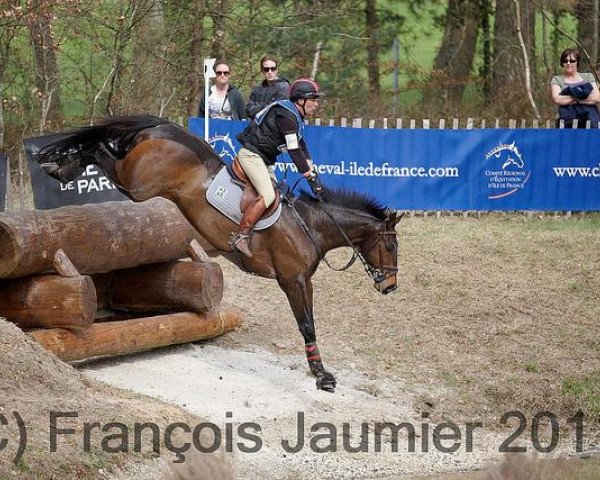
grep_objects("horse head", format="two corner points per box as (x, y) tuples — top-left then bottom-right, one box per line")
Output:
(359, 209), (402, 295)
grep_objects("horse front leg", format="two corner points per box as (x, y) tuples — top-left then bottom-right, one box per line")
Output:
(278, 276), (337, 393)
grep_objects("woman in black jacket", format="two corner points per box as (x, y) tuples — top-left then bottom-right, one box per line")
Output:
(245, 55), (290, 119)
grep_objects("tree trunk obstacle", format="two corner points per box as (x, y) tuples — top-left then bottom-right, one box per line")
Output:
(0, 198), (210, 278)
(0, 274), (96, 329)
(0, 200), (240, 360)
(29, 309), (243, 362)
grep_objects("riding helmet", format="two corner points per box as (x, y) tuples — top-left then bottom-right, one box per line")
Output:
(289, 78), (326, 102)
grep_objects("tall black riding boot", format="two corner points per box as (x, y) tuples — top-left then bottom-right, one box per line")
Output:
(229, 196), (268, 257)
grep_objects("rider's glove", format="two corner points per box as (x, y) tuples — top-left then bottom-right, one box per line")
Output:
(305, 171), (323, 198)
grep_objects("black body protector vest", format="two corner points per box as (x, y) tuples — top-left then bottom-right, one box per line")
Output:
(236, 100), (304, 166)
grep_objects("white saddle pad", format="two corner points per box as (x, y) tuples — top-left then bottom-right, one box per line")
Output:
(205, 166), (282, 230)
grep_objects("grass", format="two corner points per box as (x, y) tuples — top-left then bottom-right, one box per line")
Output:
(562, 375), (600, 421)
(415, 454), (600, 479)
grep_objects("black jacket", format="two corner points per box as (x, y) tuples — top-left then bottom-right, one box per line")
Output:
(197, 84), (246, 120)
(245, 77), (290, 118)
(237, 102), (311, 173)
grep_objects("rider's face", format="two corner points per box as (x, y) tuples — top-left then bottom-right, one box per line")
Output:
(302, 98), (319, 117)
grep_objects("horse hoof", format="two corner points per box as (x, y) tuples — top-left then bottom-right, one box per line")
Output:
(316, 373), (336, 393)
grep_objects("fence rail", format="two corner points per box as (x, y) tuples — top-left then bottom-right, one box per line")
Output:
(307, 117), (599, 129)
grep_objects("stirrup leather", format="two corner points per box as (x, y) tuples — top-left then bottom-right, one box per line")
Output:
(229, 231), (253, 256)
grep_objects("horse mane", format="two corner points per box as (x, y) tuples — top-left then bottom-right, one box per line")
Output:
(299, 187), (388, 221)
(39, 115), (170, 159)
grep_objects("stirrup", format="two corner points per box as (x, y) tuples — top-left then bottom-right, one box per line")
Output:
(229, 232), (253, 257)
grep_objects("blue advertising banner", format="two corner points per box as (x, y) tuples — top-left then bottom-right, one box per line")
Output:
(24, 135), (129, 210)
(0, 154), (7, 212)
(190, 117), (600, 211)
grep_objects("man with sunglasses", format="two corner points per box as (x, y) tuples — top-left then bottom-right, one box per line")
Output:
(198, 61), (246, 120)
(245, 55), (290, 119)
(230, 78), (325, 257)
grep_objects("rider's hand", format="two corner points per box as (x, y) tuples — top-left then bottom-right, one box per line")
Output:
(303, 164), (315, 178)
(305, 171), (323, 198)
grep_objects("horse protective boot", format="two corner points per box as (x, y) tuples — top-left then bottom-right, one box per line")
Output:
(230, 195), (268, 257)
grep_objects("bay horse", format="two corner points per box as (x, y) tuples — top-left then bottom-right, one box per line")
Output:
(35, 116), (400, 393)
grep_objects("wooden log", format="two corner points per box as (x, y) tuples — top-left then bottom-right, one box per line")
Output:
(53, 249), (80, 277)
(28, 308), (243, 362)
(91, 271), (115, 311)
(0, 198), (214, 279)
(0, 274), (96, 329)
(106, 260), (223, 313)
(187, 239), (211, 263)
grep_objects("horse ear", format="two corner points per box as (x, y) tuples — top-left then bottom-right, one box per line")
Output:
(385, 209), (404, 227)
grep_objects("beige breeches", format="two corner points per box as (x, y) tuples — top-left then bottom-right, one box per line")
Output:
(237, 147), (277, 208)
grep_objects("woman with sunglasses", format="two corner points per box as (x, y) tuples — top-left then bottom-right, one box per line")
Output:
(245, 55), (290, 119)
(198, 61), (246, 120)
(550, 48), (600, 128)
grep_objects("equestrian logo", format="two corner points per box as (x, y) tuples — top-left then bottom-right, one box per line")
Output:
(209, 133), (237, 162)
(484, 141), (531, 200)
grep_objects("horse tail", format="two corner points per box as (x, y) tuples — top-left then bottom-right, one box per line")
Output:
(36, 115), (170, 181)
(38, 115), (169, 160)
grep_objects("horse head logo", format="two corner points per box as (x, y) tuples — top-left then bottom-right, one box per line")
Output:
(487, 141), (525, 169)
(210, 133), (237, 162)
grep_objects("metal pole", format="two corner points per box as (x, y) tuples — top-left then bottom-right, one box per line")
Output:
(392, 37), (399, 116)
(203, 58), (216, 142)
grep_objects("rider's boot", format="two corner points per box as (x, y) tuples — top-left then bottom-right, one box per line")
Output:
(230, 196), (268, 257)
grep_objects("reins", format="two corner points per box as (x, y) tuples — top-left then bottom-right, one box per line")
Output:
(288, 194), (388, 281)
(288, 197), (359, 272)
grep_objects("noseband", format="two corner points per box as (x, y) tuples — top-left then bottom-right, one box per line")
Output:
(360, 228), (399, 283)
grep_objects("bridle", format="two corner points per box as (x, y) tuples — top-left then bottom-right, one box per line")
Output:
(289, 196), (398, 284)
(357, 227), (399, 283)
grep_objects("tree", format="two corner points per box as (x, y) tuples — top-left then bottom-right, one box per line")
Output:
(28, 0), (62, 130)
(491, 0), (536, 113)
(575, 0), (599, 68)
(366, 0), (381, 101)
(427, 0), (483, 111)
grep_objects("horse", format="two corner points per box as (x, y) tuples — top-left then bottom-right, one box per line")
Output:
(35, 116), (401, 393)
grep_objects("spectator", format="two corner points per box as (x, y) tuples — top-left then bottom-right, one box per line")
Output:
(245, 55), (290, 118)
(550, 48), (600, 128)
(198, 61), (246, 120)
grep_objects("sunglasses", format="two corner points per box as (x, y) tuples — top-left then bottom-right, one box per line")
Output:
(262, 66), (277, 72)
(562, 59), (577, 64)
(215, 71), (230, 76)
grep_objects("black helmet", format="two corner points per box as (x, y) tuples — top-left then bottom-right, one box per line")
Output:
(289, 78), (325, 102)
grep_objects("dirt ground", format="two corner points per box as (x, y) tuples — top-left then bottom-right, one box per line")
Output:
(0, 214), (599, 479)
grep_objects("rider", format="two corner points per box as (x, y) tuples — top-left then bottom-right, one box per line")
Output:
(230, 77), (325, 257)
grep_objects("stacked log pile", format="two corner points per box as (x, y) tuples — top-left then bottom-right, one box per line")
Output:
(0, 198), (242, 361)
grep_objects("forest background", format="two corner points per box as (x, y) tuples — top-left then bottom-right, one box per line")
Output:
(1, 0), (600, 157)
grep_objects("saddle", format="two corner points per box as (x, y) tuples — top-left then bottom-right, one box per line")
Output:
(228, 156), (281, 216)
(205, 160), (283, 231)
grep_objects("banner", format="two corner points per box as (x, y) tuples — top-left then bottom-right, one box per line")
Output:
(24, 135), (128, 210)
(189, 117), (600, 211)
(0, 154), (7, 212)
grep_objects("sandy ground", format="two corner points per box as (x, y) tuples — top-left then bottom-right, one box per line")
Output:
(76, 216), (600, 480)
(2, 215), (598, 479)
(81, 343), (505, 479)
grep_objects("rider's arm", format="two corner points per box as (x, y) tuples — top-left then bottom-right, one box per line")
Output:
(276, 115), (311, 174)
